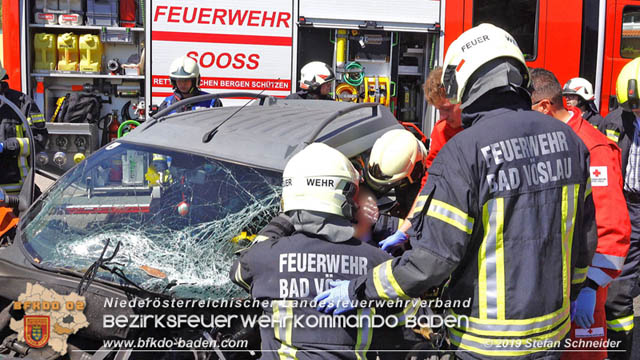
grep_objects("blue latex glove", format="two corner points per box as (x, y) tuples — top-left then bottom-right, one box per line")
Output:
(314, 280), (354, 315)
(378, 230), (408, 253)
(0, 141), (3, 154)
(570, 301), (576, 321)
(573, 287), (597, 328)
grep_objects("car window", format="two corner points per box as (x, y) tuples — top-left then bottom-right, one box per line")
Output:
(20, 142), (282, 299)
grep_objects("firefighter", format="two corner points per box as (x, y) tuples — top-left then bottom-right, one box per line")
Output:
(158, 56), (222, 113)
(0, 60), (48, 196)
(315, 23), (596, 359)
(563, 77), (604, 128)
(287, 61), (335, 100)
(256, 128), (427, 250)
(229, 142), (410, 359)
(530, 68), (631, 360)
(598, 56), (640, 360)
(365, 128), (427, 252)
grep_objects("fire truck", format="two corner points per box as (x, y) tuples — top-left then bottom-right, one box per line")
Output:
(2, 0), (640, 177)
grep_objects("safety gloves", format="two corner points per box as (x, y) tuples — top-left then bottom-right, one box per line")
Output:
(314, 280), (354, 314)
(573, 287), (596, 329)
(0, 141), (3, 154)
(378, 230), (408, 253)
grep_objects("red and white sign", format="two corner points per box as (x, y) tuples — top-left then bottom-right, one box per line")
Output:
(590, 166), (608, 187)
(151, 0), (294, 106)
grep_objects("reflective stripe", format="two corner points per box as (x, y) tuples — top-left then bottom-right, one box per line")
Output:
(427, 199), (474, 234)
(592, 253), (626, 271)
(273, 300), (297, 359)
(410, 195), (429, 217)
(0, 183), (23, 193)
(234, 264), (250, 291)
(16, 137), (30, 156)
(606, 129), (620, 143)
(15, 125), (23, 138)
(391, 299), (421, 326)
(478, 198), (505, 320)
(355, 308), (374, 360)
(30, 113), (45, 124)
(607, 315), (635, 332)
(587, 267), (613, 286)
(449, 318), (570, 356)
(372, 260), (410, 300)
(572, 267), (588, 285)
(562, 184), (579, 307)
(585, 177), (592, 198)
(451, 305), (570, 337)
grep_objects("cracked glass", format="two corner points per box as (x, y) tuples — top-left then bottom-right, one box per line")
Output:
(20, 142), (282, 299)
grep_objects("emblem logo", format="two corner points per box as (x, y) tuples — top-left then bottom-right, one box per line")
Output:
(24, 315), (50, 348)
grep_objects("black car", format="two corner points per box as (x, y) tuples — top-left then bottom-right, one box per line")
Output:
(0, 94), (404, 359)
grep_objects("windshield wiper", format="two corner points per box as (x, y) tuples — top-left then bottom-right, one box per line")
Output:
(77, 238), (120, 295)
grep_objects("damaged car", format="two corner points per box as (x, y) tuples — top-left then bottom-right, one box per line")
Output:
(0, 93), (412, 359)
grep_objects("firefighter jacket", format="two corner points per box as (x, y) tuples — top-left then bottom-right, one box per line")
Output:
(349, 95), (597, 359)
(230, 232), (418, 360)
(599, 108), (636, 182)
(566, 107), (630, 287)
(0, 83), (47, 194)
(158, 89), (222, 114)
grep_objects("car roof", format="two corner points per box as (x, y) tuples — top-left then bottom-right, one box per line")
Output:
(121, 99), (403, 171)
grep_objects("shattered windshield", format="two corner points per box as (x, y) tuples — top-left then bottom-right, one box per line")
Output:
(20, 142), (281, 299)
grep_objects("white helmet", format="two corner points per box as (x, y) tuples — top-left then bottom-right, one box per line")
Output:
(563, 77), (595, 101)
(366, 129), (427, 193)
(282, 143), (360, 219)
(299, 61), (335, 91)
(441, 23), (530, 105)
(169, 56), (200, 91)
(0, 59), (6, 80)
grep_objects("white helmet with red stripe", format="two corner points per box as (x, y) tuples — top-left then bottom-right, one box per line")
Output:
(441, 23), (530, 106)
(299, 61), (335, 91)
(563, 77), (595, 101)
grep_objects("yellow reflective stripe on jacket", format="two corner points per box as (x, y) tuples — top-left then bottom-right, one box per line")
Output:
(16, 137), (31, 157)
(233, 264), (250, 291)
(15, 124), (23, 138)
(572, 267), (588, 285)
(355, 308), (374, 360)
(449, 317), (570, 356)
(607, 315), (635, 332)
(0, 183), (23, 193)
(562, 184), (579, 307)
(409, 194), (429, 218)
(390, 299), (421, 326)
(427, 199), (474, 234)
(372, 259), (410, 300)
(29, 113), (45, 124)
(478, 198), (506, 320)
(16, 139), (30, 182)
(605, 129), (620, 143)
(450, 304), (570, 337)
(272, 300), (297, 359)
(584, 177), (592, 198)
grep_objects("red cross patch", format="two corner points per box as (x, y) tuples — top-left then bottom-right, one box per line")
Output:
(590, 166), (608, 187)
